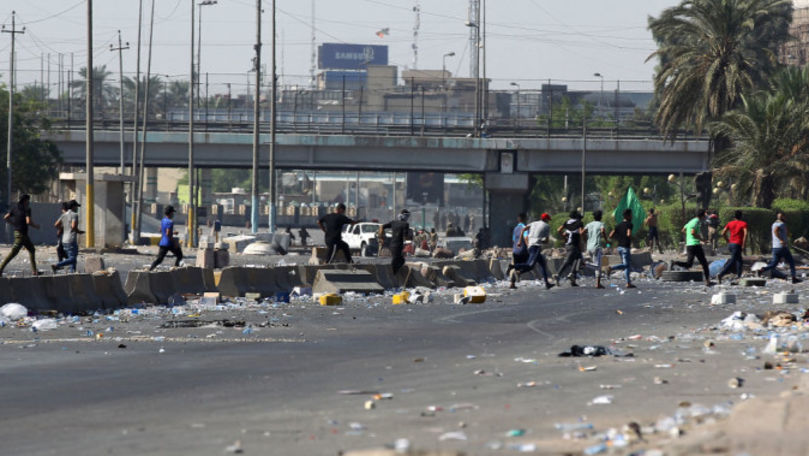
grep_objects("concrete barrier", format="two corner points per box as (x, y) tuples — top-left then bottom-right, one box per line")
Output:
(355, 264), (400, 290)
(0, 273), (127, 314)
(442, 265), (476, 287)
(312, 270), (384, 295)
(298, 264), (350, 287)
(124, 267), (215, 304)
(399, 264), (436, 288)
(218, 267), (275, 299)
(488, 258), (505, 280)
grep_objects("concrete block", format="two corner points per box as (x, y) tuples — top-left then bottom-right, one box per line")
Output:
(91, 271), (128, 310)
(442, 265), (476, 288)
(661, 270), (705, 282)
(399, 264), (436, 289)
(297, 264), (349, 287)
(742, 278), (767, 287)
(218, 267), (278, 299)
(489, 258), (505, 280)
(355, 264), (399, 289)
(711, 293), (737, 305)
(214, 248), (230, 268)
(774, 292), (799, 304)
(309, 246), (347, 265)
(312, 270), (384, 295)
(83, 255), (106, 274)
(196, 248), (215, 268)
(418, 264), (453, 288)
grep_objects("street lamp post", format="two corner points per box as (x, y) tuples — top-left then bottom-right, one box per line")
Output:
(464, 17), (480, 137)
(593, 72), (604, 119)
(509, 82), (520, 130)
(197, 0), (217, 108)
(110, 31), (129, 176)
(442, 51), (455, 84)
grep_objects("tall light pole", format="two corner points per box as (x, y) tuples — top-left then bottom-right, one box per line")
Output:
(268, 0), (278, 233)
(197, 0), (217, 108)
(465, 18), (480, 136)
(188, 0), (197, 247)
(2, 11), (24, 217)
(250, 0), (261, 234)
(509, 82), (520, 129)
(593, 72), (604, 119)
(442, 51), (455, 84)
(110, 31), (129, 175)
(134, 0), (156, 244)
(85, 1), (96, 248)
(129, 0), (143, 243)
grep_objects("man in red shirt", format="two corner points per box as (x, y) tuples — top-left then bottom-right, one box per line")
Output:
(717, 210), (748, 284)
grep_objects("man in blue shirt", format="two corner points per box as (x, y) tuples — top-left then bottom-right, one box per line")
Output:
(149, 205), (184, 271)
(511, 212), (528, 266)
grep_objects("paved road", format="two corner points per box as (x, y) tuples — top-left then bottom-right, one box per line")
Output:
(1, 275), (803, 455)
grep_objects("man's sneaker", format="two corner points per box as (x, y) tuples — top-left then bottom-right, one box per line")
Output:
(716, 274), (722, 285)
(545, 282), (555, 290)
(705, 281), (716, 287)
(626, 283), (637, 289)
(506, 264), (514, 276)
(793, 277), (803, 284)
(51, 264), (58, 274)
(509, 270), (517, 289)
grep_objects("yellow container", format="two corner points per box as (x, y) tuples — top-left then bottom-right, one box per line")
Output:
(319, 293), (343, 306)
(463, 286), (487, 304)
(392, 291), (410, 305)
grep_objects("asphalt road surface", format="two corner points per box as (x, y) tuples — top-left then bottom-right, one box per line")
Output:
(1, 274), (805, 455)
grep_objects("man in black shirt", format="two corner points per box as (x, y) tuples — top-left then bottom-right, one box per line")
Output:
(608, 208), (635, 288)
(555, 211), (585, 286)
(380, 209), (411, 274)
(0, 194), (41, 277)
(318, 203), (355, 264)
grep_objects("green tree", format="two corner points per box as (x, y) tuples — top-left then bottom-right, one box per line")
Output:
(123, 75), (164, 118)
(70, 65), (116, 118)
(0, 85), (62, 205)
(647, 0), (792, 138)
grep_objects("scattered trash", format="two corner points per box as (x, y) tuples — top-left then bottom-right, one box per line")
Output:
(506, 429), (526, 437)
(319, 293), (342, 306)
(31, 319), (58, 331)
(224, 440), (243, 454)
(559, 345), (610, 357)
(438, 431), (467, 441)
(590, 395), (614, 405)
(728, 377), (744, 388)
(364, 400), (375, 410)
(392, 291), (410, 305)
(0, 303), (27, 321)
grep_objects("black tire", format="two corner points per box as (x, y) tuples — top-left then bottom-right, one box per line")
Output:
(661, 270), (705, 282)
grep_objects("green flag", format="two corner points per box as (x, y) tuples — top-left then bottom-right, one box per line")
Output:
(612, 186), (646, 234)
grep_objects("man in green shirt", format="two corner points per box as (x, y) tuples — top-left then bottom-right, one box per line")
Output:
(671, 209), (713, 286)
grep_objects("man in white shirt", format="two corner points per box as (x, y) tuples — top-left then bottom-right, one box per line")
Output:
(506, 213), (555, 290)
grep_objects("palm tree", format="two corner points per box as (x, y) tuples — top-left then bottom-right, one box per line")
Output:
(70, 65), (116, 119)
(711, 91), (808, 208)
(647, 0), (792, 138)
(123, 75), (164, 119)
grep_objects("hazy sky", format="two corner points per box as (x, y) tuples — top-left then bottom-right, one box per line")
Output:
(0, 0), (679, 94)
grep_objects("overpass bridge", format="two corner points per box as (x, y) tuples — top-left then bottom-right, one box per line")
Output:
(44, 128), (711, 246)
(45, 129), (710, 175)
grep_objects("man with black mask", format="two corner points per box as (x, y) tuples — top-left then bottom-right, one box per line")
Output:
(380, 209), (411, 274)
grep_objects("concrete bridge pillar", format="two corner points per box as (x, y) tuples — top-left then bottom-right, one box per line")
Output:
(145, 168), (158, 203)
(485, 172), (530, 248)
(201, 169), (213, 206)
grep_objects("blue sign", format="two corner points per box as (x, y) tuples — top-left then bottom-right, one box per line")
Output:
(319, 43), (388, 70)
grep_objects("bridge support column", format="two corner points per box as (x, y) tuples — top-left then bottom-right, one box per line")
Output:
(485, 172), (530, 248)
(145, 168), (158, 203)
(200, 169), (213, 206)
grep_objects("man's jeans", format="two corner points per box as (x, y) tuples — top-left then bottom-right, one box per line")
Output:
(610, 246), (632, 284)
(54, 241), (79, 273)
(761, 246), (797, 279)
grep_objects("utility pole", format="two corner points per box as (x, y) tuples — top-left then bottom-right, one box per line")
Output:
(2, 11), (24, 216)
(581, 114), (587, 212)
(251, 0), (261, 234)
(135, 0), (155, 243)
(268, 0), (277, 232)
(309, 0), (316, 88)
(68, 53), (73, 124)
(130, 0), (143, 242)
(188, 0), (197, 247)
(197, 0), (217, 108)
(110, 30), (130, 175)
(85, 0), (95, 248)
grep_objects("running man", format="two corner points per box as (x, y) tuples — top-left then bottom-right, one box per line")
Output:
(759, 211), (803, 284)
(380, 209), (411, 275)
(671, 209), (713, 286)
(0, 194), (41, 276)
(511, 212), (529, 267)
(507, 213), (555, 290)
(149, 205), (183, 270)
(645, 208), (663, 254)
(318, 203), (355, 264)
(51, 200), (83, 273)
(584, 210), (607, 289)
(716, 210), (747, 284)
(555, 211), (585, 287)
(609, 209), (635, 288)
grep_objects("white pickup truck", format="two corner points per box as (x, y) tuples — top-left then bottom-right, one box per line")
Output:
(342, 222), (382, 256)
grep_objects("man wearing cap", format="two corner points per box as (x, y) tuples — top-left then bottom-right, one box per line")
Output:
(150, 205), (183, 270)
(0, 194), (41, 276)
(507, 213), (555, 290)
(380, 209), (412, 275)
(51, 200), (84, 273)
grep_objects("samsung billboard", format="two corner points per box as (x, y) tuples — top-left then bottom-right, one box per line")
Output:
(318, 43), (388, 70)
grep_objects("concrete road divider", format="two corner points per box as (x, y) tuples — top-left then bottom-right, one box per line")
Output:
(441, 265), (476, 287)
(488, 258), (505, 280)
(399, 264), (436, 288)
(661, 270), (705, 282)
(298, 264), (350, 287)
(355, 264), (399, 290)
(0, 273), (127, 314)
(125, 267), (216, 304)
(312, 269), (384, 295)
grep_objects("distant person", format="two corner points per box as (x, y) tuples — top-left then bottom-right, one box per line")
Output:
(469, 214), (476, 233)
(511, 212), (529, 267)
(51, 200), (83, 273)
(707, 209), (721, 250)
(671, 209), (713, 286)
(429, 228), (438, 251)
(298, 226), (310, 247)
(508, 213), (555, 290)
(380, 209), (411, 274)
(645, 208), (663, 254)
(0, 194), (41, 277)
(759, 211), (802, 283)
(285, 226), (296, 245)
(55, 201), (69, 263)
(555, 211), (585, 287)
(445, 223), (459, 237)
(149, 205), (183, 271)
(584, 210), (607, 289)
(608, 208), (635, 288)
(464, 213), (471, 233)
(717, 210), (748, 284)
(318, 203), (355, 264)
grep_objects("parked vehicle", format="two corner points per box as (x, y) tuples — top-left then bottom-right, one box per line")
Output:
(342, 222), (382, 256)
